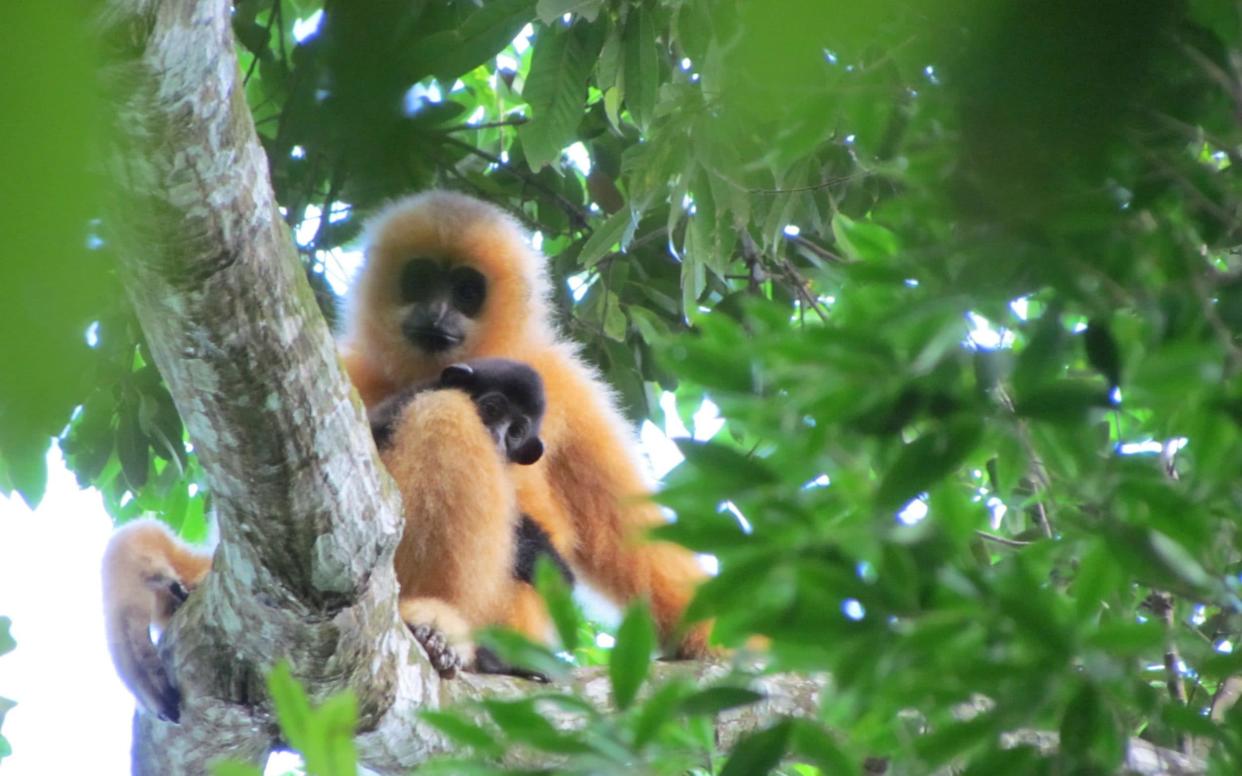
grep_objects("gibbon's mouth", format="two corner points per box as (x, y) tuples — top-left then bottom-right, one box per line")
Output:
(405, 325), (464, 353)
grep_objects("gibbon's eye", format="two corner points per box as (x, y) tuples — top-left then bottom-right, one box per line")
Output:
(449, 267), (486, 317)
(476, 394), (506, 425)
(507, 419), (528, 441)
(400, 259), (439, 302)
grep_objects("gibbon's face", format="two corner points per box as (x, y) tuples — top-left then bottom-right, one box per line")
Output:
(396, 257), (488, 356)
(440, 359), (545, 465)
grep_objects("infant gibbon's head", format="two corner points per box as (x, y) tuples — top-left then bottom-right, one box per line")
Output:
(345, 191), (554, 380)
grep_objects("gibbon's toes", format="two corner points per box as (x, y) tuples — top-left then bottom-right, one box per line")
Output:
(399, 597), (475, 678)
(472, 646), (550, 683)
(409, 623), (464, 679)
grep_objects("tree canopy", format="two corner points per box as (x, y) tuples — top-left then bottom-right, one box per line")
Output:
(5, 1), (1242, 773)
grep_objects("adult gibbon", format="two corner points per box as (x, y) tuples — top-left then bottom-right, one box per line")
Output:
(103, 190), (710, 721)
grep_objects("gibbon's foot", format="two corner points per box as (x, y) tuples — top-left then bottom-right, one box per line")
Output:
(400, 598), (476, 679)
(472, 646), (550, 683)
(408, 623), (466, 679)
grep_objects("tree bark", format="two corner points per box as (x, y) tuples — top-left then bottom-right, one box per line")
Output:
(93, 1), (1210, 775)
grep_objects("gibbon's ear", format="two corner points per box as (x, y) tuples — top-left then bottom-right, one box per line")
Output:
(511, 437), (543, 466)
(440, 363), (475, 388)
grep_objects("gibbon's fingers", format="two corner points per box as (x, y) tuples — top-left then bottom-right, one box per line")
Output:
(400, 597), (476, 679)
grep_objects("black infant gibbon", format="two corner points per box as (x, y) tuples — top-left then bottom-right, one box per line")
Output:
(103, 190), (711, 721)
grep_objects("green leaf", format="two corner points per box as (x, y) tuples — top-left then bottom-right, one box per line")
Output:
(420, 711), (503, 756)
(310, 692), (359, 776)
(610, 602), (655, 710)
(267, 662), (313, 756)
(913, 715), (997, 768)
(790, 720), (856, 776)
(1013, 382), (1113, 424)
(875, 417), (982, 511)
(579, 208), (635, 268)
(535, 556), (579, 652)
(264, 677), (358, 776)
(0, 437), (48, 510)
(596, 23), (622, 91)
(622, 5), (658, 130)
(519, 22), (601, 169)
(1084, 318), (1121, 389)
(719, 720), (792, 776)
(475, 628), (570, 681)
(678, 686), (764, 716)
(536, 0), (604, 23)
(631, 680), (689, 748)
(482, 698), (592, 753)
(675, 439), (778, 491)
(0, 617), (14, 657)
(116, 401), (149, 491)
(406, 0), (537, 81)
(1082, 621), (1164, 656)
(831, 212), (899, 261)
(1059, 681), (1123, 771)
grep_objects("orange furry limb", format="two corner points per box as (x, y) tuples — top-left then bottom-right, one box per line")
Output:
(384, 391), (518, 625)
(101, 519), (211, 722)
(539, 358), (709, 655)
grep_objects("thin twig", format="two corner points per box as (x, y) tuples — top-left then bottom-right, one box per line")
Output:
(995, 387), (1054, 538)
(749, 172), (870, 195)
(975, 530), (1030, 548)
(1149, 592), (1191, 755)
(789, 234), (850, 265)
(242, 0), (280, 87)
(444, 117), (529, 132)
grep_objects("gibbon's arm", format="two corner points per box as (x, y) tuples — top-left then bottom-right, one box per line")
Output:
(382, 389), (520, 673)
(541, 358), (712, 658)
(101, 519), (212, 722)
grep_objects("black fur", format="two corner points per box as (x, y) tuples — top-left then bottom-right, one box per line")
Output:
(514, 514), (574, 585)
(368, 358), (545, 467)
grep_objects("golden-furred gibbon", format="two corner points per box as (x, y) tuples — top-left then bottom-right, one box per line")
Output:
(103, 190), (710, 721)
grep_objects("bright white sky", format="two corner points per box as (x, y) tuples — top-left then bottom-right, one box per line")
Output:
(0, 447), (136, 774)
